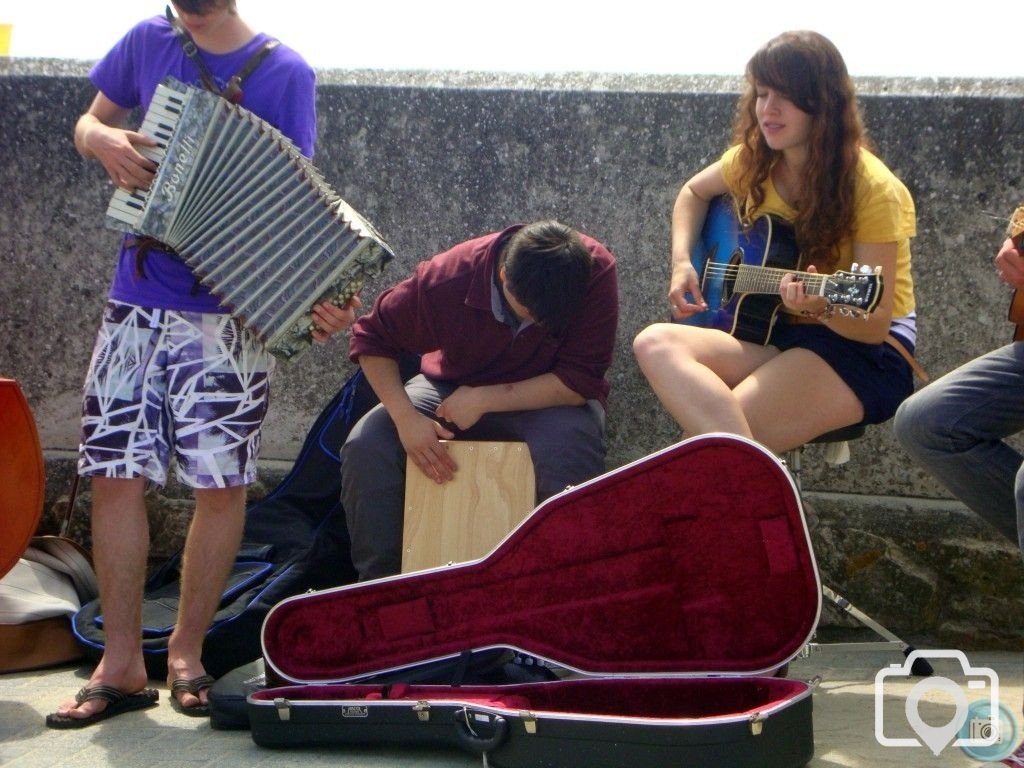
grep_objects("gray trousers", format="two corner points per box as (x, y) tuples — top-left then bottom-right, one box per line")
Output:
(340, 375), (607, 580)
(893, 343), (1024, 556)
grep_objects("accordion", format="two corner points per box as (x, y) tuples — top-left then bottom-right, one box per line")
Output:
(105, 77), (394, 361)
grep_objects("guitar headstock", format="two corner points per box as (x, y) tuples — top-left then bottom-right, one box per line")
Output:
(823, 265), (884, 317)
(1009, 206), (1024, 248)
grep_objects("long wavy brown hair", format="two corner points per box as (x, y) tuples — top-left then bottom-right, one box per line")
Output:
(730, 30), (869, 271)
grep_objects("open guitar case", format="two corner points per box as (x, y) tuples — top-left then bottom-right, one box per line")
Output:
(248, 433), (822, 768)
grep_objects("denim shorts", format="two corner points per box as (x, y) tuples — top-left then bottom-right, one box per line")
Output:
(79, 300), (274, 488)
(769, 321), (914, 425)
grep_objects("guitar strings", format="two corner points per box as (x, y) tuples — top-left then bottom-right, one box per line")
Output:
(702, 263), (826, 293)
(702, 264), (823, 280)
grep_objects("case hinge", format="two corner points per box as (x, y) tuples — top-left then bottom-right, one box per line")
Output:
(519, 710), (538, 734)
(413, 700), (432, 722)
(273, 697), (291, 722)
(749, 712), (765, 736)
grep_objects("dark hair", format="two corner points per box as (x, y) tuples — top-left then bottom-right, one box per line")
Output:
(171, 0), (237, 15)
(501, 221), (593, 335)
(730, 30), (868, 270)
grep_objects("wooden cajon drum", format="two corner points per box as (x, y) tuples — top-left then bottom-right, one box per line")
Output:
(401, 441), (535, 573)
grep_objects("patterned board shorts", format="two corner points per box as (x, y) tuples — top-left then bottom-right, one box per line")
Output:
(79, 300), (274, 488)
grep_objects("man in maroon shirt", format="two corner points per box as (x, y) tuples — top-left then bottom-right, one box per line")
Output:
(342, 220), (619, 580)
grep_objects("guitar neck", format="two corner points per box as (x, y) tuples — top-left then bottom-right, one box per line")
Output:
(733, 264), (825, 296)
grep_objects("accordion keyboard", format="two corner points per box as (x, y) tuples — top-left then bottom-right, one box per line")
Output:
(104, 87), (190, 227)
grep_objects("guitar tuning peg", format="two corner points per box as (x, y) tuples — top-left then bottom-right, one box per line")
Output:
(851, 262), (859, 271)
(874, 265), (882, 274)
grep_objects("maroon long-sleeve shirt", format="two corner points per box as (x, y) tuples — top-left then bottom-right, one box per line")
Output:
(348, 225), (618, 406)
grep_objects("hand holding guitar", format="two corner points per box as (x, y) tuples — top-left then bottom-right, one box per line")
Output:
(668, 259), (707, 320)
(780, 265), (829, 317)
(996, 238), (1024, 288)
(1002, 206), (1024, 341)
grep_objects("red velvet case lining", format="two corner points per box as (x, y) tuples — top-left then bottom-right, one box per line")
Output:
(262, 434), (821, 683)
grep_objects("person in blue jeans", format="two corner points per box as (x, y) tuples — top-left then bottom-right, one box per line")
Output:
(894, 233), (1024, 556)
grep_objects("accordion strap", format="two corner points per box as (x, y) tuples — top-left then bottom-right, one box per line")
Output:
(125, 235), (176, 279)
(164, 5), (279, 104)
(224, 40), (280, 102)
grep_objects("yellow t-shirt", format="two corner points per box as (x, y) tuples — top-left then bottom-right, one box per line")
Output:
(719, 145), (917, 318)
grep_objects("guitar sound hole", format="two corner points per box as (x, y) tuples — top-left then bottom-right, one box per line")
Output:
(721, 252), (742, 302)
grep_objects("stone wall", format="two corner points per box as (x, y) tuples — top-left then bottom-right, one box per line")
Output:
(3, 60), (1024, 647)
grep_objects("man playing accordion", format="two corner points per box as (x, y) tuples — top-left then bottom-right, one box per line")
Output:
(48, 0), (353, 727)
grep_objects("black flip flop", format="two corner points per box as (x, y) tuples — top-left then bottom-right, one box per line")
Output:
(169, 674), (216, 717)
(45, 685), (159, 729)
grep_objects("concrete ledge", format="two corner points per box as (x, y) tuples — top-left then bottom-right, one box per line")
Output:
(807, 492), (1024, 649)
(5, 60), (1024, 648)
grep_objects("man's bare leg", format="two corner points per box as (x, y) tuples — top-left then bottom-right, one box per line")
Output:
(166, 485), (246, 710)
(54, 476), (150, 720)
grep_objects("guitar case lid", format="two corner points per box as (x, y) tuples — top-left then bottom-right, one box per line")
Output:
(0, 379), (46, 581)
(262, 433), (822, 684)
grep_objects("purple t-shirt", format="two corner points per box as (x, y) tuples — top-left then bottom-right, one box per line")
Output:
(90, 15), (317, 311)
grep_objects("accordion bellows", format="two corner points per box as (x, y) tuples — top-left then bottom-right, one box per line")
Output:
(105, 77), (394, 361)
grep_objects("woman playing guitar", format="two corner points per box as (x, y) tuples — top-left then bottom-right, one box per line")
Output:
(633, 30), (919, 453)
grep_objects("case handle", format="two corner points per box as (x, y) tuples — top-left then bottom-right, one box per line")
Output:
(453, 707), (509, 755)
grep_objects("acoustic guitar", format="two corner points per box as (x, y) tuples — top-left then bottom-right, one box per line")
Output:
(0, 379), (46, 580)
(1007, 205), (1024, 341)
(682, 196), (884, 345)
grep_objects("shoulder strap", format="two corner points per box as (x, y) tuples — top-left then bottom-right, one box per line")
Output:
(165, 5), (220, 93)
(220, 40), (280, 103)
(885, 333), (930, 382)
(164, 5), (279, 103)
